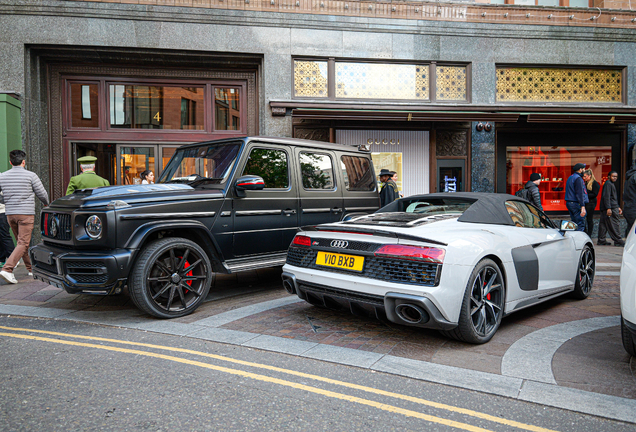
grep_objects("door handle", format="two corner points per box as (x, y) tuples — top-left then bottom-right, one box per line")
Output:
(282, 209), (297, 216)
(331, 207), (342, 214)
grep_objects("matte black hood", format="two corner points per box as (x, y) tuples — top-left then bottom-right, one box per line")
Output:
(48, 184), (219, 209)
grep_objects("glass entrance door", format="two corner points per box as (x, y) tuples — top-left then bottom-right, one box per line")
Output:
(437, 159), (465, 193)
(116, 144), (183, 185)
(117, 145), (156, 185)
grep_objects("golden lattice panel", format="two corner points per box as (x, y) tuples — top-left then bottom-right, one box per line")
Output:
(436, 66), (467, 101)
(335, 63), (429, 100)
(294, 61), (328, 98)
(496, 68), (622, 103)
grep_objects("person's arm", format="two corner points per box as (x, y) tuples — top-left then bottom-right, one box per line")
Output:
(532, 187), (543, 211)
(31, 174), (49, 206)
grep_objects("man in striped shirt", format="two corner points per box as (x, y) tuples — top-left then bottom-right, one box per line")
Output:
(0, 150), (49, 284)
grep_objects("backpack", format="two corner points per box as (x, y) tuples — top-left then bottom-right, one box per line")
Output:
(515, 187), (530, 201)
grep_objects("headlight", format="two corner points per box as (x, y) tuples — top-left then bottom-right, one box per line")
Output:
(85, 215), (103, 239)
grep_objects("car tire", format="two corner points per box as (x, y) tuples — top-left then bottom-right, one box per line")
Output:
(571, 245), (594, 300)
(129, 237), (213, 318)
(441, 258), (505, 344)
(621, 316), (636, 357)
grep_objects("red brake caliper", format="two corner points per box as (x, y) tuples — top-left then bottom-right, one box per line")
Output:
(181, 258), (193, 293)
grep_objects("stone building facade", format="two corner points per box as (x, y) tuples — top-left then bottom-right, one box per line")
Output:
(1, 0), (636, 216)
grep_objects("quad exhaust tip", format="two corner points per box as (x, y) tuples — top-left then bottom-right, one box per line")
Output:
(395, 303), (426, 324)
(282, 278), (296, 295)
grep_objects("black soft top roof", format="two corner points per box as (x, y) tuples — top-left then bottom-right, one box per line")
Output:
(377, 192), (522, 226)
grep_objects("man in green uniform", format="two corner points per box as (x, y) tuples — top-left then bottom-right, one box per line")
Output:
(66, 155), (110, 195)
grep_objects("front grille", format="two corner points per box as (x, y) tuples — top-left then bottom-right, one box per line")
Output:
(65, 261), (107, 284)
(287, 246), (440, 287)
(41, 212), (72, 241)
(71, 274), (109, 284)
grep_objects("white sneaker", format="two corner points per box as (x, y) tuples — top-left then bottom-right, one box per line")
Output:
(28, 272), (33, 276)
(0, 270), (18, 284)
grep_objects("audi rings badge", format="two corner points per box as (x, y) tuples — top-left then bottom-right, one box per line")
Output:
(330, 240), (349, 249)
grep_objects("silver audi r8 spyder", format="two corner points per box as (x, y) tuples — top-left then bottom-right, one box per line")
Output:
(282, 193), (595, 344)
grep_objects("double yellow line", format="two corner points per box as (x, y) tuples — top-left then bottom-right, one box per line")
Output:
(0, 325), (558, 432)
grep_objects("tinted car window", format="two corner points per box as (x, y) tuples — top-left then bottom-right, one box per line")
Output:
(242, 148), (289, 188)
(300, 152), (334, 190)
(341, 155), (376, 191)
(505, 201), (550, 229)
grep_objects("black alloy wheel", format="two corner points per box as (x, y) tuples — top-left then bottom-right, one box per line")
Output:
(442, 258), (505, 344)
(572, 245), (594, 300)
(129, 237), (212, 318)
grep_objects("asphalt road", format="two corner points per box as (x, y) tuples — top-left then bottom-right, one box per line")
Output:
(0, 316), (632, 432)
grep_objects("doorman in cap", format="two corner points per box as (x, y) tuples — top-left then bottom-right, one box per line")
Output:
(66, 156), (110, 195)
(379, 168), (397, 207)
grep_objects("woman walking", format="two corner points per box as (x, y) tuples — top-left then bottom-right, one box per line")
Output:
(582, 169), (600, 237)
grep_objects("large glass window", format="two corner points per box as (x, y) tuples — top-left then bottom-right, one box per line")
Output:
(340, 156), (376, 191)
(299, 152), (334, 190)
(70, 83), (99, 128)
(214, 88), (241, 131)
(293, 58), (468, 102)
(242, 148), (289, 189)
(506, 146), (612, 212)
(496, 67), (623, 104)
(109, 84), (205, 130)
(335, 63), (429, 100)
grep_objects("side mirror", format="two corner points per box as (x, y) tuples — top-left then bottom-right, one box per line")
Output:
(560, 220), (577, 232)
(235, 175), (265, 197)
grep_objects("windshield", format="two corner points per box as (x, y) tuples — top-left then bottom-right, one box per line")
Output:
(399, 198), (475, 216)
(158, 143), (241, 185)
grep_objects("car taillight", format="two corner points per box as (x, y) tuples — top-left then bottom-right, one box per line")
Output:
(374, 244), (445, 263)
(292, 235), (311, 247)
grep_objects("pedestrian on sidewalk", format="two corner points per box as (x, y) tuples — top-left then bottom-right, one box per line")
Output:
(0, 150), (49, 284)
(598, 170), (624, 247)
(565, 163), (589, 232)
(523, 172), (543, 211)
(582, 169), (600, 238)
(623, 163), (636, 237)
(0, 196), (15, 266)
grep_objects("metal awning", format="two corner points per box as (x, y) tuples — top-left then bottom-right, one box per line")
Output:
(270, 100), (636, 124)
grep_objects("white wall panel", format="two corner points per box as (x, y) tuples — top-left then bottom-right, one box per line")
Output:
(336, 130), (429, 197)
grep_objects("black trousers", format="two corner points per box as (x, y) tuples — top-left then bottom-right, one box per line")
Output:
(598, 209), (622, 244)
(584, 200), (596, 237)
(0, 213), (15, 260)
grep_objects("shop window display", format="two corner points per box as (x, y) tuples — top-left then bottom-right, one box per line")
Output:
(506, 146), (612, 212)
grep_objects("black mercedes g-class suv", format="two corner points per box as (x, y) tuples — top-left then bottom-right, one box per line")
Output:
(30, 137), (379, 318)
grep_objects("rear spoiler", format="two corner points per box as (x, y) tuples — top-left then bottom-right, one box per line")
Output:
(301, 225), (448, 247)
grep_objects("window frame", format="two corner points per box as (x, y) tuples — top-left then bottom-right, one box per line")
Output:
(292, 57), (471, 104)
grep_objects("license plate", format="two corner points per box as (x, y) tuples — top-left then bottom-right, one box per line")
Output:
(33, 248), (53, 265)
(316, 251), (364, 272)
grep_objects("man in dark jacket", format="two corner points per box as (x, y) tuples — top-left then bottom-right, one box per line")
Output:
(524, 172), (543, 210)
(598, 171), (624, 246)
(623, 164), (636, 237)
(378, 168), (396, 207)
(565, 163), (589, 232)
